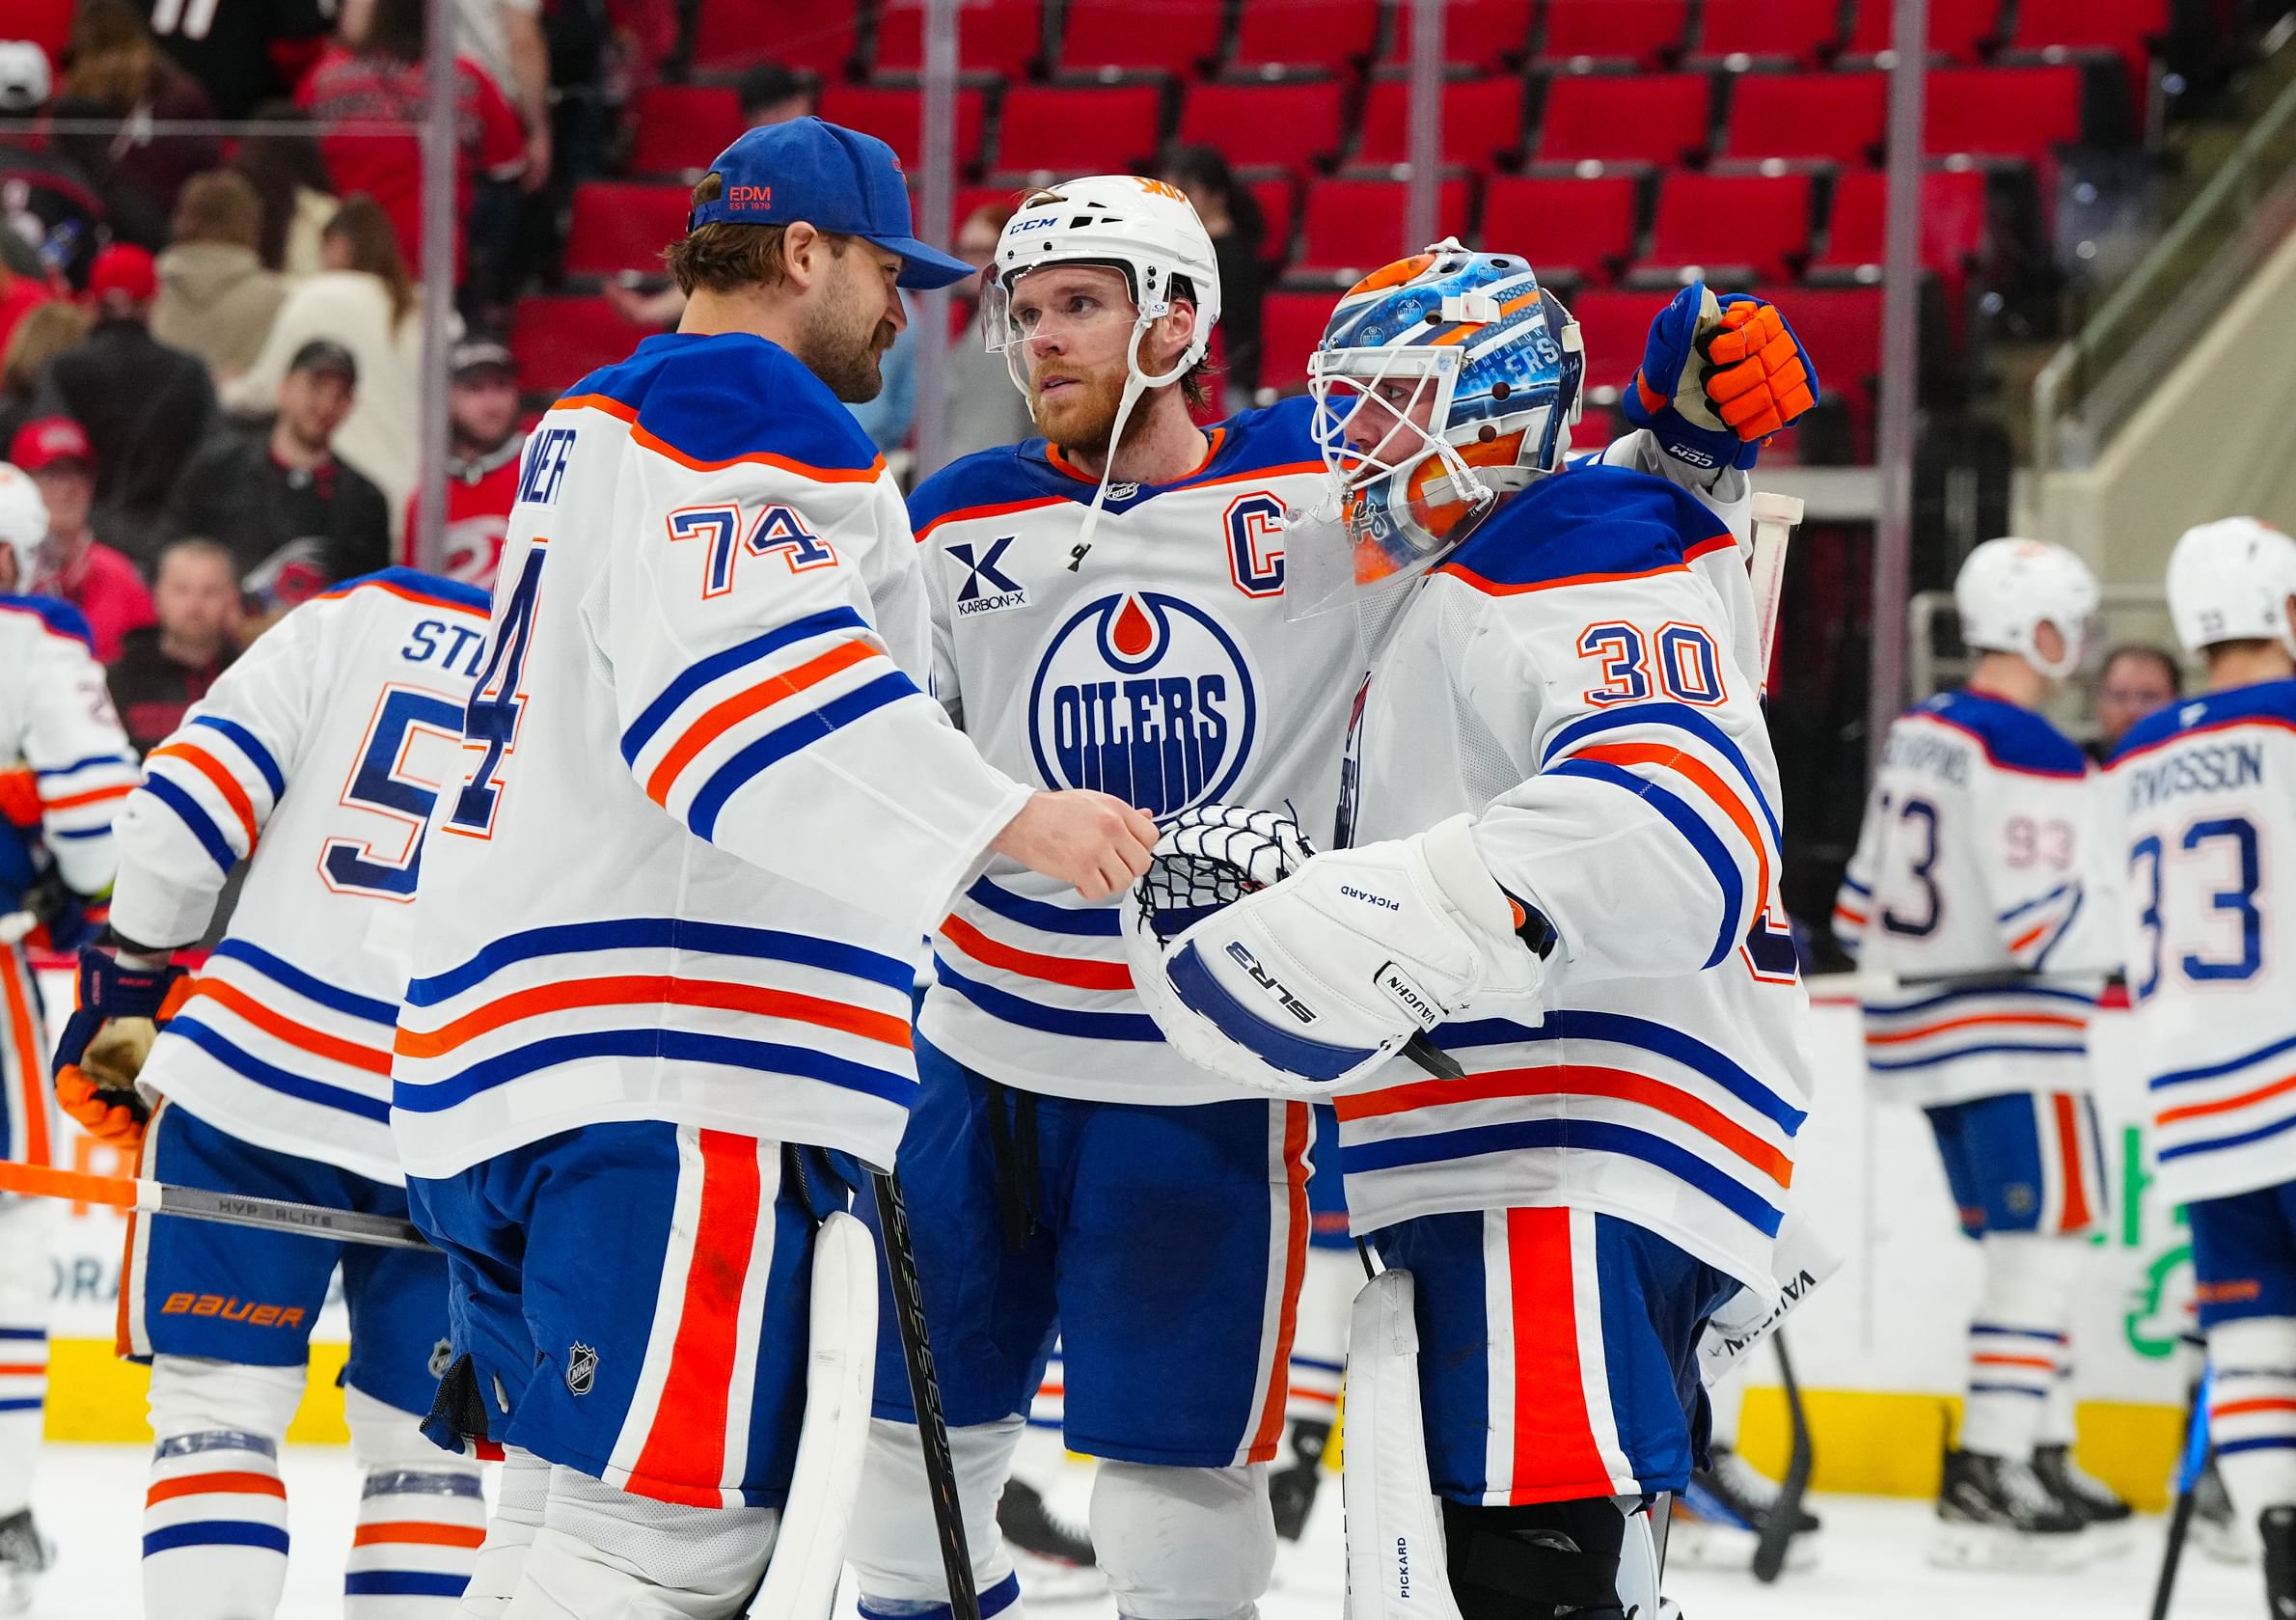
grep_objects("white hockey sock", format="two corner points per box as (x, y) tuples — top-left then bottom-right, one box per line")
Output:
(1285, 1245), (1353, 1434)
(1960, 1232), (2083, 1459)
(850, 1416), (1023, 1620)
(2207, 1317), (2296, 1517)
(2039, 1362), (2079, 1449)
(142, 1357), (305, 1620)
(0, 1196), (52, 1520)
(344, 1388), (487, 1616)
(459, 1446), (549, 1618)
(1009, 1352), (1069, 1493)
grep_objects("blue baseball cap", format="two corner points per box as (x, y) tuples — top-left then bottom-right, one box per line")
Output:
(686, 117), (975, 290)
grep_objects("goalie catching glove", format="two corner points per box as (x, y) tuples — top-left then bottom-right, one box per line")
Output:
(52, 947), (189, 1148)
(1122, 805), (1553, 1097)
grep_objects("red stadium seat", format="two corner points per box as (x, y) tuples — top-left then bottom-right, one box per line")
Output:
(1845, 0), (2007, 63)
(1631, 172), (1813, 284)
(693, 0), (857, 73)
(1444, 0), (1537, 69)
(1291, 178), (1472, 285)
(1721, 72), (1888, 166)
(1229, 0), (1383, 75)
(509, 297), (645, 398)
(1691, 0), (1845, 67)
(17, 0), (72, 72)
(1810, 167), (1988, 305)
(1926, 66), (2084, 162)
(1353, 76), (1528, 172)
(874, 0), (1043, 79)
(817, 85), (988, 172)
(1258, 290), (1341, 393)
(624, 86), (747, 178)
(562, 183), (693, 279)
(1179, 81), (1347, 176)
(1478, 175), (1642, 287)
(1245, 177), (1298, 267)
(1538, 0), (1691, 69)
(1535, 73), (1711, 170)
(1056, 0), (1226, 77)
(1563, 287), (1670, 398)
(2004, 0), (2166, 112)
(992, 85), (1164, 178)
(1766, 283), (1882, 434)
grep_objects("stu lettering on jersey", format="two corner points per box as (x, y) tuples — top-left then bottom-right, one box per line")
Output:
(1884, 727), (1971, 786)
(2123, 742), (2265, 811)
(517, 426), (577, 507)
(401, 618), (489, 678)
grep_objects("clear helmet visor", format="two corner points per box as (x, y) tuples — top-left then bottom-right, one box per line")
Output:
(1286, 343), (1490, 620)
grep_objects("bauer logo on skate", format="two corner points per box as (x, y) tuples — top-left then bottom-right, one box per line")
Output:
(1026, 590), (1259, 818)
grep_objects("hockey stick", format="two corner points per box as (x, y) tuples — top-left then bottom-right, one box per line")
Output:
(0, 1158), (432, 1249)
(871, 1167), (982, 1620)
(2149, 1362), (2216, 1620)
(1750, 1328), (1815, 1582)
(1747, 490), (1804, 696)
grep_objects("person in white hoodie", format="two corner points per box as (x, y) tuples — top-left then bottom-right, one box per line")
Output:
(150, 172), (286, 387)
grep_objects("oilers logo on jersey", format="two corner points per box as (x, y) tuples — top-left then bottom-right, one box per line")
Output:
(1027, 590), (1260, 819)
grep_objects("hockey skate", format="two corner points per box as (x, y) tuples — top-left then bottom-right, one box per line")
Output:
(1269, 1417), (1332, 1542)
(2191, 1450), (2262, 1565)
(1668, 1442), (1820, 1572)
(0, 1509), (49, 1616)
(1927, 1447), (2091, 1571)
(2033, 1442), (2133, 1556)
(2261, 1503), (2296, 1619)
(998, 1478), (1107, 1604)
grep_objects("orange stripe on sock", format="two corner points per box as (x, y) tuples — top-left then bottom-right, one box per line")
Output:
(146, 1470), (286, 1505)
(2214, 1398), (2296, 1418)
(351, 1521), (486, 1549)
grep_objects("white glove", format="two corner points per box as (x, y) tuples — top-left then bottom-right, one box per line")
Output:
(1130, 812), (1549, 1097)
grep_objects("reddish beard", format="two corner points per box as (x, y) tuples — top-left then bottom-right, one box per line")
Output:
(1028, 359), (1132, 456)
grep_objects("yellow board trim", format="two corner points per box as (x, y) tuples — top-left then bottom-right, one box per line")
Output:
(44, 1338), (350, 1444)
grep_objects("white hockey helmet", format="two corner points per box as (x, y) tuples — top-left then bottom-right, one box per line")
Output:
(0, 462), (48, 590)
(2166, 516), (2296, 659)
(1954, 536), (2100, 681)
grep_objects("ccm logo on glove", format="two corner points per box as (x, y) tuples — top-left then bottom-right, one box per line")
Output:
(1340, 884), (1402, 912)
(1224, 941), (1320, 1025)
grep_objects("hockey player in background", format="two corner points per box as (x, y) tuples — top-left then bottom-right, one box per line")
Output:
(2108, 516), (2296, 1615)
(1833, 537), (2131, 1565)
(51, 567), (499, 1620)
(1130, 242), (1818, 1617)
(0, 464), (137, 1614)
(853, 178), (1780, 1616)
(389, 120), (1156, 1616)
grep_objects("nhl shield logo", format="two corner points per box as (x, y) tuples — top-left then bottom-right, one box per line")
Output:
(565, 1342), (598, 1396)
(428, 1338), (454, 1380)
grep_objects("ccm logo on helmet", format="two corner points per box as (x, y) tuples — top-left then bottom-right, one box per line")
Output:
(1224, 941), (1318, 1025)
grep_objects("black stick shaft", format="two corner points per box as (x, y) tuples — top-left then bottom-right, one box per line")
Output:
(1751, 1330), (1814, 1583)
(872, 1169), (981, 1620)
(2150, 1491), (2196, 1620)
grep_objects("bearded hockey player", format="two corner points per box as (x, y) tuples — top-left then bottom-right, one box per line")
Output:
(1129, 242), (1818, 1619)
(0, 464), (138, 1614)
(1834, 537), (2130, 1565)
(52, 569), (495, 1620)
(2108, 517), (2296, 1616)
(387, 120), (1155, 1617)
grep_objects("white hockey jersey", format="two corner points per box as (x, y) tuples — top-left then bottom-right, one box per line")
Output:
(391, 333), (1031, 1181)
(1833, 691), (2119, 1109)
(0, 595), (136, 1171)
(1331, 461), (1810, 1293)
(2107, 680), (2296, 1206)
(912, 401), (1752, 1106)
(109, 570), (490, 1185)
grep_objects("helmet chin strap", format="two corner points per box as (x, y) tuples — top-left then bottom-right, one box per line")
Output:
(1071, 314), (1191, 569)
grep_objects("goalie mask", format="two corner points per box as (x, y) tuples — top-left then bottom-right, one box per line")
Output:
(1953, 536), (2100, 682)
(2166, 516), (2296, 659)
(1290, 240), (1584, 618)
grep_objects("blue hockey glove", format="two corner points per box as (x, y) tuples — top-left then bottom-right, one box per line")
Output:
(1621, 284), (1818, 474)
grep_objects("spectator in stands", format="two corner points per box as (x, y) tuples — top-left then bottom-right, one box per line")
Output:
(940, 201), (1033, 464)
(405, 338), (526, 588)
(2094, 643), (2184, 757)
(8, 416), (156, 662)
(152, 171), (287, 386)
(0, 300), (88, 455)
(62, 0), (220, 242)
(297, 0), (530, 296)
(0, 262), (47, 363)
(34, 243), (217, 568)
(0, 98), (110, 288)
(1160, 146), (1266, 406)
(137, 0), (331, 121)
(105, 535), (241, 754)
(172, 339), (393, 605)
(227, 103), (339, 278)
(225, 197), (442, 512)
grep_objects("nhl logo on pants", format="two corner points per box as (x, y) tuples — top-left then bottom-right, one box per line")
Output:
(566, 1342), (598, 1395)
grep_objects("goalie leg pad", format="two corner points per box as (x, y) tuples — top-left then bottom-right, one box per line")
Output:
(1090, 1459), (1277, 1620)
(1343, 1267), (1465, 1620)
(142, 1355), (305, 1620)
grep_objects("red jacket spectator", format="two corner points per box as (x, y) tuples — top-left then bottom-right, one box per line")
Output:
(400, 339), (524, 588)
(9, 414), (156, 663)
(0, 268), (47, 356)
(296, 41), (525, 283)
